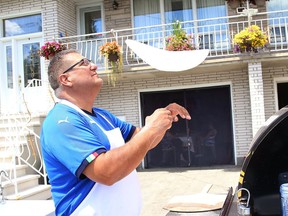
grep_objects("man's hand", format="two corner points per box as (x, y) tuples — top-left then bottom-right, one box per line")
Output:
(143, 108), (174, 149)
(165, 103), (191, 122)
(145, 108), (173, 132)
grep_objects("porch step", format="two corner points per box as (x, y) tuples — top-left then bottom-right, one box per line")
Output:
(6, 184), (52, 200)
(0, 164), (28, 178)
(0, 113), (50, 201)
(0, 131), (29, 142)
(3, 174), (41, 196)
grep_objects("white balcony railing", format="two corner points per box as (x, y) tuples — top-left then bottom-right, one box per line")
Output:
(56, 9), (288, 72)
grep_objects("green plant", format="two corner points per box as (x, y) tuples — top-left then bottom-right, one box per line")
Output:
(233, 25), (268, 53)
(165, 21), (195, 51)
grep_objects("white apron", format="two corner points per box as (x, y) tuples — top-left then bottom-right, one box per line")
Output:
(60, 100), (142, 216)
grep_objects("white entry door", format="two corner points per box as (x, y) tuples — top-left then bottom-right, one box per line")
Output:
(1, 38), (42, 113)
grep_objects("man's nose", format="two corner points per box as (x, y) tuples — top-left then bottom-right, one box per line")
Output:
(90, 62), (98, 70)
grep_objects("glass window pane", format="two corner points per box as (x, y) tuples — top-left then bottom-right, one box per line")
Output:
(267, 0), (288, 44)
(23, 43), (41, 87)
(133, 0), (162, 42)
(6, 46), (13, 89)
(197, 0), (226, 29)
(80, 6), (102, 35)
(267, 0), (288, 13)
(4, 14), (42, 37)
(196, 0), (228, 50)
(164, 0), (193, 24)
(85, 10), (102, 34)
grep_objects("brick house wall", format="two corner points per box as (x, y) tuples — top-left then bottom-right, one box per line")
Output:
(95, 58), (288, 164)
(263, 60), (288, 119)
(0, 0), (76, 41)
(95, 61), (255, 164)
(104, 0), (132, 31)
(2, 0), (287, 166)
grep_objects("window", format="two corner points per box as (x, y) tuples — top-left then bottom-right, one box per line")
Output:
(277, 82), (288, 110)
(267, 0), (288, 45)
(164, 0), (193, 24)
(23, 43), (41, 87)
(78, 5), (103, 64)
(79, 6), (103, 35)
(6, 46), (13, 89)
(3, 14), (42, 37)
(133, 0), (228, 50)
(197, 0), (228, 50)
(133, 0), (162, 42)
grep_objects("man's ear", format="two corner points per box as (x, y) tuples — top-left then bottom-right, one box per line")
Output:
(58, 74), (72, 87)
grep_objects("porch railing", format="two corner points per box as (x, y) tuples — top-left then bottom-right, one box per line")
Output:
(56, 9), (288, 72)
(0, 79), (55, 196)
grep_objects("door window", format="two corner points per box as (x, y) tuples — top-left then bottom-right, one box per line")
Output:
(80, 6), (103, 35)
(22, 43), (41, 87)
(6, 46), (13, 89)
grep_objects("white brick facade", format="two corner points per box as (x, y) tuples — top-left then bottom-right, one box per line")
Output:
(1, 0), (288, 165)
(248, 60), (266, 136)
(96, 63), (255, 164)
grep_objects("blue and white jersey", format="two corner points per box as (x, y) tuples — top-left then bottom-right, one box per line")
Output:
(40, 102), (136, 216)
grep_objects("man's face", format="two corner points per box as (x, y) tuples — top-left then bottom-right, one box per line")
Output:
(60, 53), (103, 92)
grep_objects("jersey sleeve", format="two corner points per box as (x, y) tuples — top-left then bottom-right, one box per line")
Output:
(41, 107), (109, 178)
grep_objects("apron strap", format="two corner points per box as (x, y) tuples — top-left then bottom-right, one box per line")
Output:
(59, 99), (114, 132)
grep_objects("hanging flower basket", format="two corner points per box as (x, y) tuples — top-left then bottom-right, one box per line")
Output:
(99, 41), (123, 86)
(233, 25), (268, 53)
(38, 41), (67, 60)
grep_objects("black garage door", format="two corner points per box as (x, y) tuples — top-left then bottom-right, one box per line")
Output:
(140, 85), (235, 168)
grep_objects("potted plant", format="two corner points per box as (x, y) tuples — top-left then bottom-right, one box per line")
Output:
(99, 41), (123, 86)
(165, 20), (195, 51)
(233, 25), (268, 53)
(39, 41), (67, 60)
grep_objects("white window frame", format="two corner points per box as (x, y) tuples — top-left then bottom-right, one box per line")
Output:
(76, 1), (105, 35)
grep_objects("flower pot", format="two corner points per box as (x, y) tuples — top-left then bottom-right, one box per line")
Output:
(108, 53), (119, 62)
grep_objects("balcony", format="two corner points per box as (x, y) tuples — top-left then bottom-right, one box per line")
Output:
(56, 9), (288, 73)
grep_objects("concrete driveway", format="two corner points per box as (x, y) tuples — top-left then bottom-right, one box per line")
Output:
(138, 165), (241, 216)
